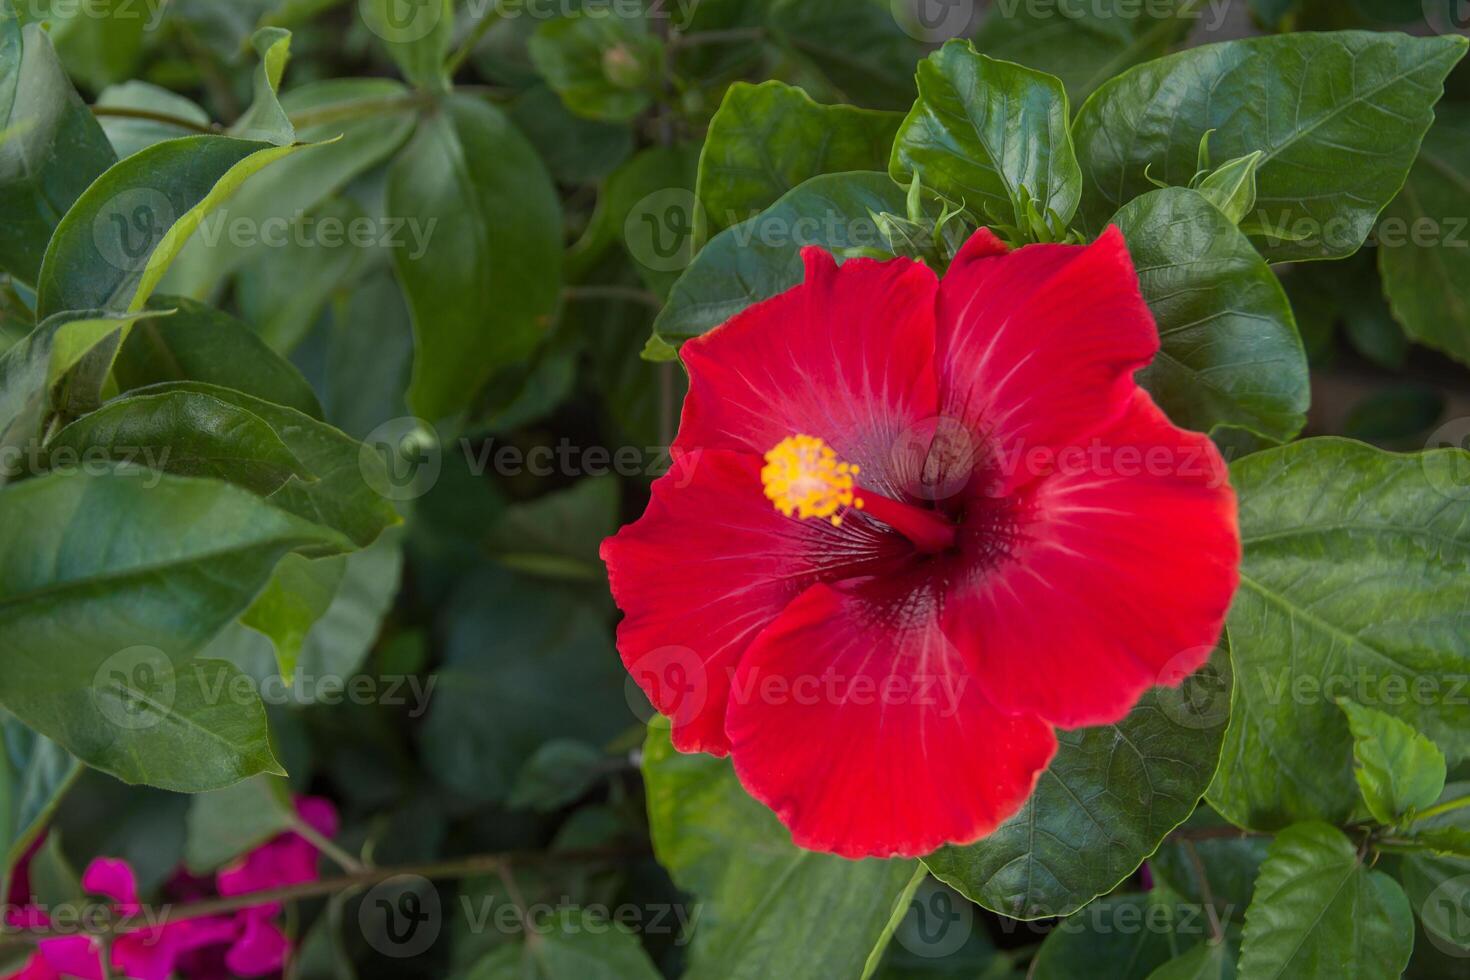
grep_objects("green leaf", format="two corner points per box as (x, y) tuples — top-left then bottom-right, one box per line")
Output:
(164, 78), (416, 300)
(1237, 822), (1413, 979)
(485, 476), (620, 582)
(652, 171), (913, 349)
(46, 389), (312, 495)
(184, 774), (295, 872)
(507, 84), (633, 185)
(288, 533), (403, 702)
(507, 739), (606, 813)
(1400, 782), (1470, 955)
(1150, 810), (1270, 926)
(0, 715), (79, 897)
(890, 41), (1080, 235)
(0, 309), (153, 471)
(1029, 892), (1213, 980)
(230, 27), (295, 145)
(697, 80), (902, 238)
(134, 380), (399, 549)
(386, 95), (562, 423)
(95, 82), (211, 159)
(421, 568), (628, 804)
(1147, 938), (1238, 980)
(528, 7), (661, 122)
(360, 0), (452, 92)
(1378, 104), (1470, 367)
(923, 647), (1232, 919)
(37, 0), (155, 92)
(0, 469), (346, 790)
(587, 143), (700, 299)
(1339, 698), (1447, 825)
(35, 134), (312, 317)
(1072, 31), (1468, 261)
(971, 0), (1200, 103)
(1196, 151), (1263, 226)
(463, 908), (662, 980)
(0, 15), (117, 284)
(1111, 187), (1308, 442)
(1208, 439), (1470, 830)
(112, 296), (324, 418)
(642, 720), (919, 980)
(241, 553), (347, 682)
(765, 0), (924, 111)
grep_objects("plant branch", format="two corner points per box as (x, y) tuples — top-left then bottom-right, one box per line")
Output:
(88, 106), (220, 134)
(1410, 793), (1470, 825)
(1165, 825), (1270, 842)
(445, 1), (506, 77)
(1179, 840), (1223, 943)
(562, 285), (662, 309)
(291, 816), (365, 875)
(667, 27), (766, 50)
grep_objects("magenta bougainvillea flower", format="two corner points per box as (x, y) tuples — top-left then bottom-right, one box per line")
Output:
(603, 228), (1241, 858)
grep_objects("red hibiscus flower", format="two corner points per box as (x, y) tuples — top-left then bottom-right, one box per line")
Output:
(602, 227), (1241, 859)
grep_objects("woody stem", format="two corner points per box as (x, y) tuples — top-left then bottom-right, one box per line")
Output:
(854, 487), (956, 553)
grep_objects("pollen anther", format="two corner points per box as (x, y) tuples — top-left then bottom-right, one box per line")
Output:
(761, 435), (857, 526)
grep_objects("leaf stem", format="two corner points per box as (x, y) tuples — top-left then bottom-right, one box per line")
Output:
(562, 285), (662, 309)
(88, 106), (220, 134)
(445, 1), (506, 78)
(1179, 840), (1224, 943)
(1410, 793), (1470, 824)
(291, 816), (366, 875)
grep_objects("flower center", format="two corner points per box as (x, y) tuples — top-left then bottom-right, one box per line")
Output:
(761, 435), (958, 553)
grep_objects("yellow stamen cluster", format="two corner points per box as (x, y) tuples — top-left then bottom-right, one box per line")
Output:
(761, 434), (863, 526)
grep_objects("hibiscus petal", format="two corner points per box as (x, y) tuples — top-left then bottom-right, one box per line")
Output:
(602, 450), (907, 755)
(80, 858), (140, 913)
(677, 249), (940, 497)
(225, 911), (291, 977)
(945, 389), (1240, 728)
(724, 582), (1057, 858)
(936, 227), (1159, 494)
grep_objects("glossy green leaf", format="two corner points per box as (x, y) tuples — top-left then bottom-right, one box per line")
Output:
(361, 0), (452, 92)
(241, 553), (347, 682)
(1072, 31), (1467, 261)
(1339, 698), (1447, 825)
(165, 78), (416, 300)
(697, 80), (901, 237)
(421, 568), (627, 804)
(1196, 151), (1263, 226)
(386, 95), (561, 422)
(528, 7), (660, 122)
(1030, 893), (1211, 980)
(96, 82), (212, 159)
(463, 908), (662, 980)
(642, 720), (919, 980)
(1237, 822), (1413, 979)
(0, 15), (117, 284)
(652, 171), (912, 349)
(924, 648), (1232, 919)
(0, 309), (156, 480)
(230, 27), (295, 145)
(112, 296), (323, 418)
(971, 0), (1199, 103)
(765, 0), (923, 111)
(184, 774), (295, 871)
(1112, 187), (1308, 442)
(134, 380), (399, 549)
(1378, 104), (1470, 367)
(47, 389), (311, 495)
(0, 716), (78, 896)
(1209, 439), (1470, 831)
(891, 41), (1080, 234)
(35, 134), (311, 317)
(1400, 782), (1470, 955)
(0, 469), (345, 789)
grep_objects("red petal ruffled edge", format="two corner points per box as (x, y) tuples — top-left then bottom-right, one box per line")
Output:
(601, 450), (908, 756)
(676, 248), (941, 495)
(936, 226), (1160, 495)
(943, 388), (1240, 728)
(725, 582), (1057, 858)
